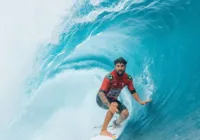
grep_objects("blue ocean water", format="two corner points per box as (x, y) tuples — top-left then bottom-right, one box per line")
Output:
(7, 0), (200, 140)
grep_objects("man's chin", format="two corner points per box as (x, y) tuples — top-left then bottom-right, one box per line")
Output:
(117, 72), (124, 76)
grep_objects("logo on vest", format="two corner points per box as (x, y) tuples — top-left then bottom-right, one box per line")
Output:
(107, 89), (121, 98)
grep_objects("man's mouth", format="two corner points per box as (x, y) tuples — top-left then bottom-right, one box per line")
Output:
(118, 71), (123, 73)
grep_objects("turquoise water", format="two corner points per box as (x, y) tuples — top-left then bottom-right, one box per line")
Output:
(6, 0), (200, 140)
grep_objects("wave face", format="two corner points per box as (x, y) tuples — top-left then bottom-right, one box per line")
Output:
(2, 0), (200, 140)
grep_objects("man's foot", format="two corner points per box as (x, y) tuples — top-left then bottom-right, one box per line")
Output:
(112, 120), (121, 128)
(100, 130), (113, 137)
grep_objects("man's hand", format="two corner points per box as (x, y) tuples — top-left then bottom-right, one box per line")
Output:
(139, 99), (152, 105)
(109, 103), (119, 114)
(132, 93), (152, 105)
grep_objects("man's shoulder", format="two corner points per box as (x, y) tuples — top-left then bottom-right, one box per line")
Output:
(124, 72), (133, 80)
(105, 72), (113, 80)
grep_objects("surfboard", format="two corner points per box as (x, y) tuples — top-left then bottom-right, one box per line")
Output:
(90, 124), (122, 140)
(90, 135), (117, 140)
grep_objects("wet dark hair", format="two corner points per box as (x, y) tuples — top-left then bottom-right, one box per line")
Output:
(114, 57), (127, 65)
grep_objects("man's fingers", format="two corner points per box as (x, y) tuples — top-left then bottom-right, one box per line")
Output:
(110, 107), (119, 114)
(110, 108), (116, 114)
(110, 109), (114, 114)
(114, 106), (118, 112)
(113, 108), (118, 113)
(144, 100), (152, 104)
(146, 100), (151, 103)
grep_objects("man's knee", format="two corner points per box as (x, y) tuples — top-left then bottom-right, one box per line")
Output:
(121, 109), (129, 118)
(110, 102), (118, 107)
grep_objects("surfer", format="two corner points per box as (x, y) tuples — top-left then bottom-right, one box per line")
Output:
(96, 57), (151, 137)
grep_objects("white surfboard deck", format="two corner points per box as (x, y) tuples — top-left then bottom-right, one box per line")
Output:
(90, 124), (123, 140)
(90, 135), (116, 140)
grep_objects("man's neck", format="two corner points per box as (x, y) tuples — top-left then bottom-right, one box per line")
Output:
(113, 69), (124, 77)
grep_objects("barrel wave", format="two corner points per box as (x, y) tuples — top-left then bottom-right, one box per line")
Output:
(1, 0), (200, 140)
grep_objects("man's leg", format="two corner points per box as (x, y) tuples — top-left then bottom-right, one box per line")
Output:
(113, 101), (129, 127)
(115, 109), (129, 125)
(100, 102), (118, 136)
(96, 94), (118, 136)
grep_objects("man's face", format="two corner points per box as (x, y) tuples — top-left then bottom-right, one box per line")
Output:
(115, 63), (126, 76)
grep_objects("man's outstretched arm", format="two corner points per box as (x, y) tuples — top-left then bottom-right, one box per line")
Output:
(131, 91), (151, 105)
(131, 90), (141, 103)
(127, 75), (151, 105)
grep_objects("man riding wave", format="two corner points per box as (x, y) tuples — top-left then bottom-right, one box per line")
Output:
(96, 57), (151, 137)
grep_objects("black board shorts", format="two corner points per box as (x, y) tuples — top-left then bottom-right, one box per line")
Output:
(96, 94), (127, 114)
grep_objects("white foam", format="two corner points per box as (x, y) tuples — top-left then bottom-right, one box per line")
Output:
(90, 0), (104, 6)
(26, 69), (109, 140)
(0, 0), (75, 139)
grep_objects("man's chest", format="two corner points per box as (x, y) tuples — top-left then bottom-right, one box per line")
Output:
(106, 80), (127, 98)
(109, 80), (127, 89)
